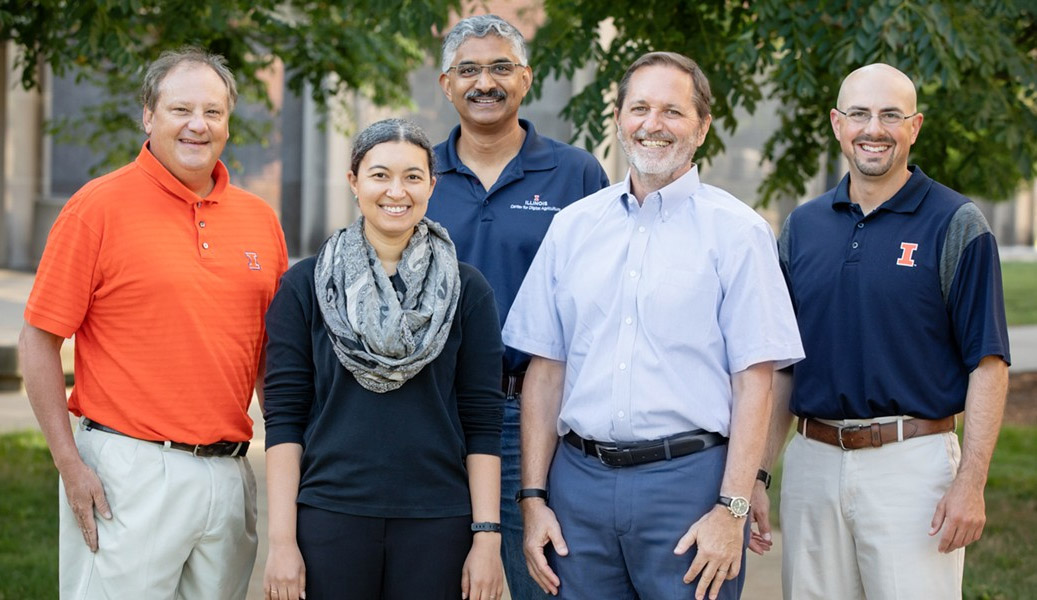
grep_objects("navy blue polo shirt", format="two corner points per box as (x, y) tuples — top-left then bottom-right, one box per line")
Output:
(427, 119), (609, 373)
(779, 166), (1010, 419)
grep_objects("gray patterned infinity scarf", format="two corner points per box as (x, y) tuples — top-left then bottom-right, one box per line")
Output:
(314, 217), (460, 393)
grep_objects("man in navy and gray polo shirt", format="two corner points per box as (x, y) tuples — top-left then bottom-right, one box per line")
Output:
(754, 63), (1011, 599)
(428, 15), (609, 599)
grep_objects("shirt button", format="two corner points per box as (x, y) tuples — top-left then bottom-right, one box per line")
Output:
(617, 411), (625, 419)
(196, 202), (202, 208)
(857, 222), (864, 229)
(199, 221), (206, 228)
(852, 241), (859, 249)
(629, 270), (637, 278)
(618, 362), (627, 370)
(638, 226), (646, 233)
(625, 317), (633, 325)
(202, 242), (210, 249)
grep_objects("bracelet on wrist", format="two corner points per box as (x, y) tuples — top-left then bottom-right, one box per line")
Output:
(515, 488), (549, 503)
(471, 521), (501, 533)
(757, 468), (772, 490)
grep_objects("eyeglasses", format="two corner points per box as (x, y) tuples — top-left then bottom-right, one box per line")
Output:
(834, 108), (919, 126)
(445, 62), (524, 79)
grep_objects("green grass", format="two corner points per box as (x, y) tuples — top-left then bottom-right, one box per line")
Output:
(769, 424), (1037, 599)
(0, 430), (58, 600)
(1002, 261), (1037, 326)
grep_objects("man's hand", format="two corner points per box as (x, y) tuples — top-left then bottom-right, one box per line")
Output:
(461, 532), (504, 600)
(61, 460), (111, 552)
(522, 500), (568, 596)
(264, 540), (307, 600)
(930, 474), (986, 553)
(674, 506), (745, 600)
(748, 481), (773, 555)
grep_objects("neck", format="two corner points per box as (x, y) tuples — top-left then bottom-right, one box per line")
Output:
(456, 119), (525, 169)
(629, 164), (692, 205)
(186, 175), (216, 198)
(848, 167), (911, 215)
(364, 223), (412, 276)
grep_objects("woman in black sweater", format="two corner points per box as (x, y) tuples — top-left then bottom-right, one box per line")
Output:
(262, 119), (505, 600)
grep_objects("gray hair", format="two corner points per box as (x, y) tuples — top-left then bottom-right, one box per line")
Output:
(141, 47), (238, 112)
(440, 14), (528, 72)
(617, 52), (713, 121)
(350, 119), (436, 175)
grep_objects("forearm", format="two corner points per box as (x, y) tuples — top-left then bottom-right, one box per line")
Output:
(19, 323), (80, 473)
(760, 369), (796, 472)
(957, 355), (1009, 487)
(466, 453), (502, 523)
(520, 356), (565, 489)
(265, 443), (303, 544)
(721, 362), (774, 499)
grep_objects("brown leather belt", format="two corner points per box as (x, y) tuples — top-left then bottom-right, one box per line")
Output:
(797, 416), (955, 450)
(502, 371), (525, 397)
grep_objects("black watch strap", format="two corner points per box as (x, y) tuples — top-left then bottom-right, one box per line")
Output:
(756, 468), (772, 490)
(471, 522), (501, 533)
(515, 488), (549, 503)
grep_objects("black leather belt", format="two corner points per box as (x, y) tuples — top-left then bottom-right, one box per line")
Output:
(82, 418), (249, 458)
(564, 429), (727, 468)
(502, 371), (525, 397)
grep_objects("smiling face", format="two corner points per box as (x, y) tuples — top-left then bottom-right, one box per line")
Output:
(831, 64), (923, 181)
(142, 62), (231, 195)
(438, 34), (532, 130)
(348, 140), (436, 245)
(615, 64), (711, 194)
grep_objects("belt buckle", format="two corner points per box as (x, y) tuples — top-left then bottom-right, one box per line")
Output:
(837, 425), (863, 450)
(595, 444), (620, 467)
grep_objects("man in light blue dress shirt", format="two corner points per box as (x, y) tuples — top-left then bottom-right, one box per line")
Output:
(502, 52), (804, 599)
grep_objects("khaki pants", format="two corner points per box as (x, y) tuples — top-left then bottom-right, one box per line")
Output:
(59, 420), (258, 599)
(780, 419), (964, 600)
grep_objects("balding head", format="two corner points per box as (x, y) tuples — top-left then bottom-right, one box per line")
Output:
(837, 63), (917, 114)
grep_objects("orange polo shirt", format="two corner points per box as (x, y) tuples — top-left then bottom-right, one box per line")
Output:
(25, 143), (288, 444)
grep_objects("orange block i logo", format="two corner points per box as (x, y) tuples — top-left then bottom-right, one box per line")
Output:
(245, 252), (261, 270)
(896, 242), (918, 267)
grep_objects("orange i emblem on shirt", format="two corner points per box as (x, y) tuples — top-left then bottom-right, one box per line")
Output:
(896, 242), (919, 267)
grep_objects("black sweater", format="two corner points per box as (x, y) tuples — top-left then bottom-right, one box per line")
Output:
(263, 257), (504, 518)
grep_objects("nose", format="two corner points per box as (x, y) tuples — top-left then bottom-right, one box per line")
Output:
(386, 178), (406, 199)
(862, 114), (884, 135)
(641, 109), (662, 132)
(186, 110), (206, 132)
(474, 66), (497, 90)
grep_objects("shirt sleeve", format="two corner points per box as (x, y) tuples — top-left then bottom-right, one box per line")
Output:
(717, 219), (804, 373)
(24, 206), (104, 338)
(263, 267), (317, 449)
(502, 223), (569, 361)
(454, 269), (505, 456)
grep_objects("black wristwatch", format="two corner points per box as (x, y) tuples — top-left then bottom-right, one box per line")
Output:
(515, 488), (549, 503)
(756, 468), (772, 490)
(471, 522), (501, 533)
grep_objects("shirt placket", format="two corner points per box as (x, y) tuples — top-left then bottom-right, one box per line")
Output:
(194, 201), (213, 259)
(611, 193), (660, 440)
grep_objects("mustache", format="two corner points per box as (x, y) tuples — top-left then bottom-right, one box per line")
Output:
(465, 88), (506, 101)
(853, 134), (895, 145)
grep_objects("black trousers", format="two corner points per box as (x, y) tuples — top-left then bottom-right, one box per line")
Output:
(297, 504), (472, 600)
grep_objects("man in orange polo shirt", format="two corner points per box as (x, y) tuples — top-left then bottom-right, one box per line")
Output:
(19, 48), (287, 599)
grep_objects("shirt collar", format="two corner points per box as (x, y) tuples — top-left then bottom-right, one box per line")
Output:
(435, 118), (556, 175)
(135, 141), (229, 204)
(831, 165), (931, 214)
(619, 165), (701, 220)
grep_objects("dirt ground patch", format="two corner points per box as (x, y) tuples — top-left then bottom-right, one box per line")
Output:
(1005, 371), (1037, 426)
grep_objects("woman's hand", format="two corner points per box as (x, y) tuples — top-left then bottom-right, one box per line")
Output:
(461, 531), (504, 600)
(264, 540), (307, 600)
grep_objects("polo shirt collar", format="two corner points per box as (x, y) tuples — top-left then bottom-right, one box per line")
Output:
(135, 141), (230, 204)
(619, 164), (701, 219)
(436, 118), (557, 175)
(831, 165), (931, 215)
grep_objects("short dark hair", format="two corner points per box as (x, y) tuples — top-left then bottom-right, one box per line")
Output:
(616, 52), (713, 120)
(141, 47), (238, 112)
(350, 119), (436, 176)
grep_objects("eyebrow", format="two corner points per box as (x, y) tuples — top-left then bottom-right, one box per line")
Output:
(366, 165), (427, 173)
(456, 58), (515, 65)
(846, 104), (908, 112)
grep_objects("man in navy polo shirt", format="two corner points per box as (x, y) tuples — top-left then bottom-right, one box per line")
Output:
(427, 14), (609, 599)
(754, 63), (1011, 599)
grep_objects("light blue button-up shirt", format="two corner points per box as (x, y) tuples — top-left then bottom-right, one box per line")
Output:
(502, 166), (804, 441)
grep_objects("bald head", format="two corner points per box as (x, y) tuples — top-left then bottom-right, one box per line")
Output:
(837, 63), (917, 113)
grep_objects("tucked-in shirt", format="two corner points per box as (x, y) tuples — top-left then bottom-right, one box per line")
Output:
(779, 166), (1011, 419)
(264, 258), (504, 518)
(25, 142), (288, 444)
(427, 119), (609, 374)
(503, 167), (804, 441)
